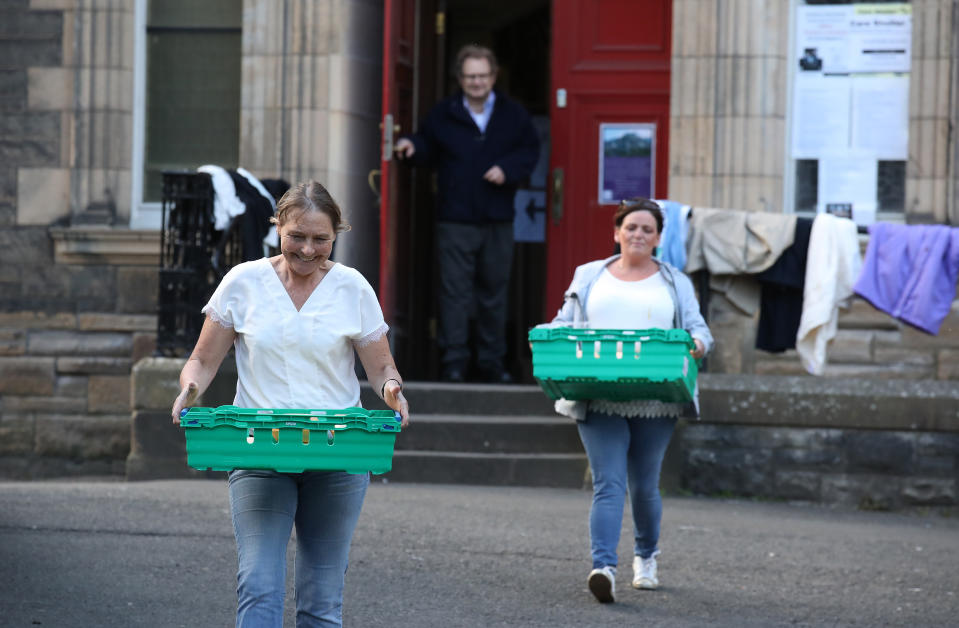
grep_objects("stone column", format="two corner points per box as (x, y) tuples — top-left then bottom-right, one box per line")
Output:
(240, 0), (383, 281)
(20, 0), (134, 226)
(668, 0), (788, 212)
(908, 0), (956, 224)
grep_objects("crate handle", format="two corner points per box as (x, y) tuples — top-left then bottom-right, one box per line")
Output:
(575, 341), (583, 359)
(616, 340), (623, 360)
(302, 429), (310, 445)
(272, 428), (279, 444)
(327, 430), (335, 445)
(246, 428), (255, 444)
(593, 340), (601, 359)
(634, 341), (642, 359)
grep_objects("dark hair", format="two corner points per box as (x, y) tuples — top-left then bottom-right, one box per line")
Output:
(271, 180), (351, 233)
(614, 197), (663, 233)
(455, 44), (499, 77)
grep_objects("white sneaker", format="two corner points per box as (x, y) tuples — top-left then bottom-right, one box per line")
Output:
(587, 566), (616, 603)
(632, 554), (659, 590)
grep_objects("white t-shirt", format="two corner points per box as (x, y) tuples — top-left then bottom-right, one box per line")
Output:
(585, 269), (675, 329)
(202, 258), (388, 410)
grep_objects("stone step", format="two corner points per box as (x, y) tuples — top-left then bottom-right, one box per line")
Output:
(381, 451), (588, 488)
(360, 382), (556, 416)
(357, 382), (587, 487)
(395, 413), (583, 454)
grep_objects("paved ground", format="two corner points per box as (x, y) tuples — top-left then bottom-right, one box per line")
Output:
(1, 479), (957, 627)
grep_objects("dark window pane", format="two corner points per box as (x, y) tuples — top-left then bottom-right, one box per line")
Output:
(795, 159), (818, 213)
(149, 0), (241, 29)
(877, 160), (905, 213)
(144, 1), (241, 202)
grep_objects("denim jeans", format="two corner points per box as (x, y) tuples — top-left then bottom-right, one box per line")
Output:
(576, 410), (677, 569)
(228, 469), (370, 628)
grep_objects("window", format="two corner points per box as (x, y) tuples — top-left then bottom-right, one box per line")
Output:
(788, 0), (909, 224)
(131, 0), (241, 226)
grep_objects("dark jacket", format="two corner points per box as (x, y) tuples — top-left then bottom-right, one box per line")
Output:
(404, 90), (540, 223)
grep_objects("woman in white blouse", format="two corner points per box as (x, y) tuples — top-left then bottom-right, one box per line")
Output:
(550, 197), (712, 604)
(171, 180), (409, 627)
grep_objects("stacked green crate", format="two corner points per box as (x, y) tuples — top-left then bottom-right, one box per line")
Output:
(528, 327), (698, 402)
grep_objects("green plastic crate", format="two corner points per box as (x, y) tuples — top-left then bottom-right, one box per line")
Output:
(180, 406), (402, 474)
(528, 327), (698, 402)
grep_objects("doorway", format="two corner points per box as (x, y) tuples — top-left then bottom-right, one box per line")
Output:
(381, 0), (673, 383)
(390, 0), (551, 383)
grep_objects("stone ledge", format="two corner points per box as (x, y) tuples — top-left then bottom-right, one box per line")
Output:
(699, 374), (959, 432)
(48, 226), (160, 266)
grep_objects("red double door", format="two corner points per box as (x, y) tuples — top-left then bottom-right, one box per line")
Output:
(379, 0), (671, 367)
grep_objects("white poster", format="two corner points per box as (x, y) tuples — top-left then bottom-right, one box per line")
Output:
(796, 4), (911, 75)
(796, 5), (853, 74)
(848, 4), (911, 74)
(851, 75), (909, 159)
(818, 153), (878, 225)
(791, 74), (851, 159)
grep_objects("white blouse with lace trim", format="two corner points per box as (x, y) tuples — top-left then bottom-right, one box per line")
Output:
(202, 258), (388, 410)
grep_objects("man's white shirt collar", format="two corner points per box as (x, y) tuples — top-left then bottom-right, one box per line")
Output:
(463, 91), (496, 133)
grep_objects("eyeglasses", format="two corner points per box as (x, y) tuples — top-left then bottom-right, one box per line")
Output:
(461, 72), (492, 81)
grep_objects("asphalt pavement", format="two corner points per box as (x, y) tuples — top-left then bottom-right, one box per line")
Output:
(1, 479), (957, 627)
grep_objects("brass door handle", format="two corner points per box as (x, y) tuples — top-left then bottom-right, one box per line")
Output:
(551, 167), (564, 225)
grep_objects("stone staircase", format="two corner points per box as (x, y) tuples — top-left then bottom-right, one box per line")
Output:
(359, 382), (589, 488)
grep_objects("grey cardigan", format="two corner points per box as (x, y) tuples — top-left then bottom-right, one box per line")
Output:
(545, 255), (714, 420)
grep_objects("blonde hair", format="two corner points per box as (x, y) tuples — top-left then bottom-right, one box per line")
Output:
(455, 44), (499, 77)
(270, 180), (351, 233)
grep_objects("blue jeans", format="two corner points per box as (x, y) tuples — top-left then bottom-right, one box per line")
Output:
(577, 410), (677, 569)
(228, 469), (370, 628)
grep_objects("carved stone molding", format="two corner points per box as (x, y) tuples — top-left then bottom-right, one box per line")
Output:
(48, 226), (160, 266)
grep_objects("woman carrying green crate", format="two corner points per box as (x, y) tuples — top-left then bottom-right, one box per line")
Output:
(171, 180), (409, 627)
(548, 197), (712, 604)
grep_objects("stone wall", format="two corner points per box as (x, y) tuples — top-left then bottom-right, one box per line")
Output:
(0, 309), (156, 478)
(668, 0), (959, 224)
(686, 374), (959, 509)
(0, 0), (383, 480)
(682, 423), (958, 509)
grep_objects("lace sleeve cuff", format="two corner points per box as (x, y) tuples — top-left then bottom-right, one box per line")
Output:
(353, 322), (389, 348)
(201, 306), (234, 329)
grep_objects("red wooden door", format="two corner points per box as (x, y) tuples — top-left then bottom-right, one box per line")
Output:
(545, 0), (672, 316)
(378, 0), (417, 327)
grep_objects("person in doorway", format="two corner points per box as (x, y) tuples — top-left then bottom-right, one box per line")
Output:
(548, 197), (712, 603)
(171, 180), (410, 627)
(394, 44), (540, 384)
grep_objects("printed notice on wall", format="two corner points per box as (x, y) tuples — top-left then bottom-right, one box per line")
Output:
(818, 152), (878, 225)
(792, 74), (851, 159)
(598, 123), (655, 204)
(791, 2), (910, 222)
(850, 75), (909, 159)
(795, 3), (910, 75)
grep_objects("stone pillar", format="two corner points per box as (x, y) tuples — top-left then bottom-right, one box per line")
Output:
(19, 0), (134, 226)
(668, 0), (788, 212)
(907, 0), (956, 224)
(126, 356), (237, 481)
(239, 0), (383, 281)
